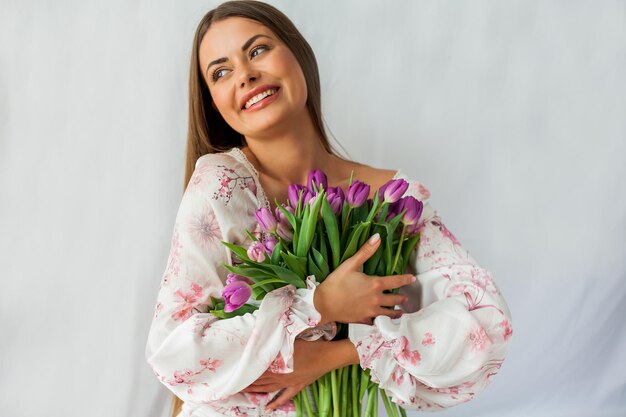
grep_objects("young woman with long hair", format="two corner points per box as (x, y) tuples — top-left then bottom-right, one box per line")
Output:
(145, 2), (512, 416)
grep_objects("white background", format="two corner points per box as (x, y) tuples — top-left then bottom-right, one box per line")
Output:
(1, 1), (625, 416)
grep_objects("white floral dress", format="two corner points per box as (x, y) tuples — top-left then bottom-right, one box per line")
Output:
(145, 147), (513, 417)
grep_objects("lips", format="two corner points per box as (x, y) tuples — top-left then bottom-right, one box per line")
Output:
(240, 85), (280, 110)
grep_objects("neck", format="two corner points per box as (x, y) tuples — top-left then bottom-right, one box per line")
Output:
(242, 114), (337, 187)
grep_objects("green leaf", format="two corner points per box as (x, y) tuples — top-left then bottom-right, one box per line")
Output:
(363, 243), (383, 276)
(339, 221), (371, 264)
(267, 264), (306, 288)
(271, 241), (283, 265)
(245, 230), (258, 242)
(365, 191), (380, 222)
(209, 295), (222, 310)
(308, 253), (324, 281)
(401, 234), (420, 273)
(221, 241), (251, 263)
(312, 247), (330, 279)
(224, 264), (273, 281)
(280, 252), (307, 278)
(296, 191), (325, 258)
(321, 197), (341, 270)
(252, 286), (266, 300)
(251, 278), (286, 289)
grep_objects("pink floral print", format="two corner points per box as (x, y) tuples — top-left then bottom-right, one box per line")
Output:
(393, 336), (422, 366)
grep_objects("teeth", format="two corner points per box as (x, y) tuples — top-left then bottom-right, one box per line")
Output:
(244, 88), (277, 109)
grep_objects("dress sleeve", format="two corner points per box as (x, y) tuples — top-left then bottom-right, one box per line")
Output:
(144, 157), (324, 404)
(348, 179), (513, 411)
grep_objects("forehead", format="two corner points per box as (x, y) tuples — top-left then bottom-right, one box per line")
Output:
(199, 17), (275, 60)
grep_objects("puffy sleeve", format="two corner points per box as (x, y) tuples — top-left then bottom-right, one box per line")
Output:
(348, 178), (513, 411)
(144, 155), (325, 405)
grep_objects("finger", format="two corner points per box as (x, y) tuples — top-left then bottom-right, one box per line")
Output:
(378, 274), (416, 291)
(378, 293), (408, 307)
(375, 307), (404, 320)
(266, 386), (301, 411)
(345, 233), (381, 270)
(243, 383), (280, 393)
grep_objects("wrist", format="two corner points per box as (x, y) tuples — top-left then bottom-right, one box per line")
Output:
(332, 339), (360, 368)
(313, 285), (332, 326)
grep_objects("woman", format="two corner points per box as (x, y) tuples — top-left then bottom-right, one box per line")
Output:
(145, 1), (513, 416)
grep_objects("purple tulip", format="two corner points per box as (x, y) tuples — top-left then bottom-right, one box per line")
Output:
(275, 204), (294, 241)
(307, 169), (328, 193)
(277, 222), (294, 241)
(222, 280), (252, 312)
(287, 184), (306, 209)
(255, 207), (277, 233)
(395, 196), (424, 226)
(275, 204), (294, 224)
(247, 241), (266, 262)
(326, 186), (344, 215)
(378, 179), (409, 204)
(226, 273), (253, 286)
(346, 181), (370, 208)
(263, 236), (278, 254)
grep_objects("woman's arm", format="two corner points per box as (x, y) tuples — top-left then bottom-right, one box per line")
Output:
(145, 155), (327, 407)
(348, 179), (513, 410)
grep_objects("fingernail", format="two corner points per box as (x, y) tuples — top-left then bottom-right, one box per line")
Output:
(411, 276), (417, 282)
(368, 233), (380, 245)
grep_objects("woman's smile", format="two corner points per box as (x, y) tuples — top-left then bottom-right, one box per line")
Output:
(242, 86), (281, 112)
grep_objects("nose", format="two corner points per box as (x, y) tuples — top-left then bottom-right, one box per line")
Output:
(238, 64), (260, 88)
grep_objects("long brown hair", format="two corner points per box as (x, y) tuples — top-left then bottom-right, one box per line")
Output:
(184, 0), (344, 190)
(173, 1), (344, 415)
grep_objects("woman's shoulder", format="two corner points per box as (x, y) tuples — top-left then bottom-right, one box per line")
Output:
(186, 149), (258, 202)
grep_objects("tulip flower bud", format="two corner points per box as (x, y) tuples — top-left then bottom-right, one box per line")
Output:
(288, 184), (306, 209)
(346, 181), (370, 208)
(277, 222), (294, 241)
(263, 236), (278, 254)
(307, 169), (328, 193)
(326, 186), (345, 215)
(226, 273), (253, 285)
(247, 241), (267, 262)
(222, 281), (252, 312)
(255, 207), (277, 233)
(378, 179), (409, 203)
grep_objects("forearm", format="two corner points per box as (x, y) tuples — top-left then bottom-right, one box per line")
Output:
(329, 339), (360, 369)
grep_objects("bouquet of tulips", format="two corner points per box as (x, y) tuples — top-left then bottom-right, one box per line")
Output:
(209, 169), (424, 417)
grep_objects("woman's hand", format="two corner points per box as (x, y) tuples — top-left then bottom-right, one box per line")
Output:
(242, 339), (355, 410)
(314, 233), (416, 325)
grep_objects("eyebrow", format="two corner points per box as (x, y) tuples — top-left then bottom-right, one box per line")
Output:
(205, 34), (272, 77)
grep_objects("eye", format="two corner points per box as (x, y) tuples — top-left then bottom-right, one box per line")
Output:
(212, 67), (230, 82)
(250, 44), (270, 58)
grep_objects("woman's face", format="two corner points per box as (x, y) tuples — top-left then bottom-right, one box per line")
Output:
(199, 17), (309, 138)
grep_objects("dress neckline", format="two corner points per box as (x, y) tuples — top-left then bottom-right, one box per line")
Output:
(228, 146), (403, 210)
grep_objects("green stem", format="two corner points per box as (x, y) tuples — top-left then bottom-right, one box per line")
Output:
(331, 369), (340, 417)
(364, 385), (376, 417)
(341, 365), (349, 417)
(399, 405), (408, 417)
(373, 386), (378, 417)
(302, 386), (314, 417)
(390, 224), (406, 278)
(351, 365), (359, 416)
(312, 380), (319, 411)
(294, 392), (302, 417)
(380, 389), (398, 417)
